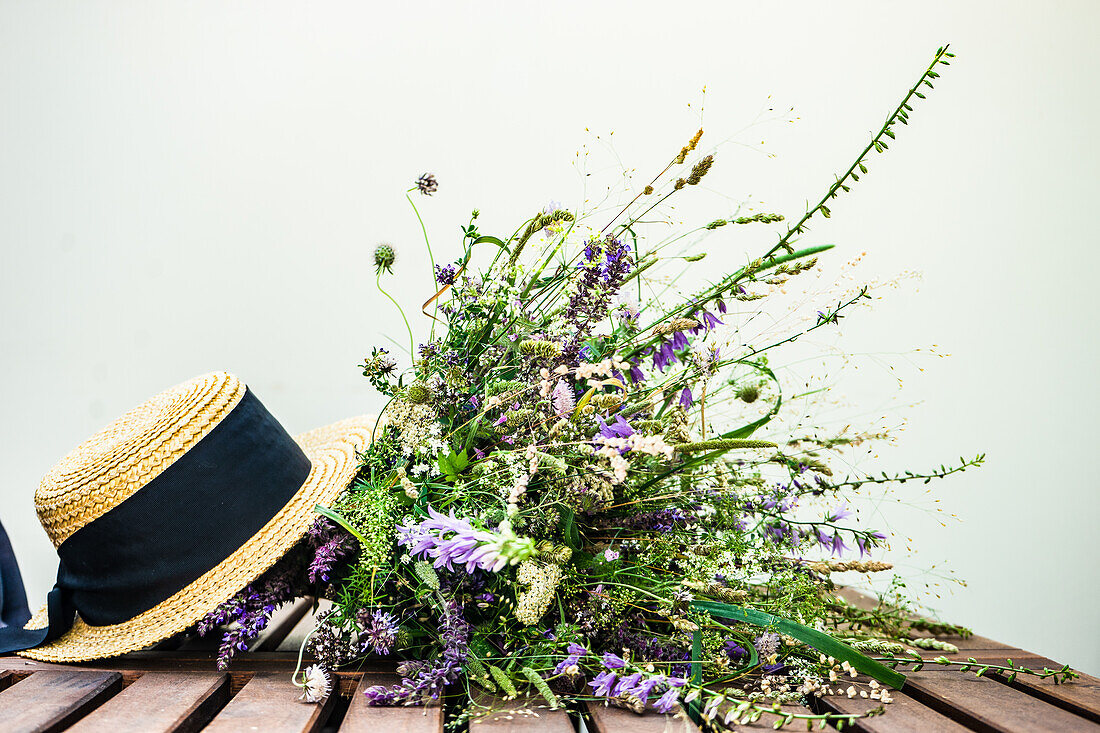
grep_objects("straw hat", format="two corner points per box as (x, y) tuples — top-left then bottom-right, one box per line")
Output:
(13, 371), (374, 662)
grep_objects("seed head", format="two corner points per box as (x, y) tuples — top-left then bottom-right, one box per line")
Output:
(674, 128), (704, 164)
(374, 242), (396, 275)
(737, 385), (760, 403)
(686, 154), (714, 185)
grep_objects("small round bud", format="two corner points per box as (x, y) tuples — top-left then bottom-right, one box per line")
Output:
(374, 242), (396, 274)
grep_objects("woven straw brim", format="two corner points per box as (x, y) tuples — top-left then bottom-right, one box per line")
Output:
(17, 415), (375, 663)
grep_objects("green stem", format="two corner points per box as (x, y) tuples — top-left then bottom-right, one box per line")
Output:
(377, 271), (415, 364)
(406, 190), (437, 339)
(759, 45), (954, 262)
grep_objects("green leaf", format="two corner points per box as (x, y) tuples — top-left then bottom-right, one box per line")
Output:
(691, 627), (703, 685)
(692, 600), (907, 689)
(559, 507), (581, 550)
(472, 235), (508, 251)
(313, 504), (369, 546)
(437, 449), (470, 480)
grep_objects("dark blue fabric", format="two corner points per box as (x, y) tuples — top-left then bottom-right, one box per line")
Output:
(0, 387), (311, 654)
(0, 519), (31, 630)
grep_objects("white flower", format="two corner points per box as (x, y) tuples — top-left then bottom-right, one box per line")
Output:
(298, 665), (331, 703)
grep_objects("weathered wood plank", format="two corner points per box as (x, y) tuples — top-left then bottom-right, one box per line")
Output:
(468, 695), (573, 732)
(585, 701), (698, 732)
(203, 671), (336, 733)
(889, 646), (1100, 721)
(815, 688), (970, 732)
(253, 598), (315, 652)
(65, 672), (228, 733)
(276, 600), (330, 653)
(989, 669), (1100, 724)
(905, 669), (1100, 732)
(0, 669), (15, 691)
(0, 652), (375, 701)
(340, 673), (443, 733)
(0, 670), (122, 733)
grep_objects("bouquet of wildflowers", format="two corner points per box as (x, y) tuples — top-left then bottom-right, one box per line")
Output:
(196, 46), (1075, 729)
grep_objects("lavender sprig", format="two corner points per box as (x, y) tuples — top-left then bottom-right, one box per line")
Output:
(363, 601), (470, 705)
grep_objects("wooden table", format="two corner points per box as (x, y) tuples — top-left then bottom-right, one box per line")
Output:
(1, 593), (1097, 733)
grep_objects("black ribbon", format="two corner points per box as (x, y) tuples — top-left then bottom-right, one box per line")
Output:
(0, 519), (31, 630)
(0, 387), (311, 654)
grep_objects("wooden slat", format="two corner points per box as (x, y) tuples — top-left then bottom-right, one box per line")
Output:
(928, 648), (1100, 721)
(0, 653), (374, 700)
(340, 673), (443, 733)
(0, 670), (122, 733)
(468, 695), (573, 732)
(816, 688), (970, 732)
(0, 669), (15, 691)
(203, 671), (336, 733)
(276, 600), (330, 653)
(989, 669), (1100, 724)
(585, 701), (698, 732)
(66, 672), (228, 733)
(905, 669), (1100, 732)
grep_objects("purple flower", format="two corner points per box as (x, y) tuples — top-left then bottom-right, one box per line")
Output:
(700, 309), (723, 330)
(716, 299), (727, 314)
(831, 532), (849, 556)
(724, 640), (747, 660)
(305, 518), (354, 584)
(856, 535), (869, 557)
(198, 568), (296, 670)
(435, 263), (458, 285)
(670, 330), (690, 351)
(612, 672), (643, 697)
(597, 414), (635, 439)
(363, 602), (469, 705)
(828, 505), (853, 522)
(654, 687), (680, 713)
(857, 531), (886, 557)
(397, 505), (533, 574)
(631, 675), (663, 699)
(358, 609), (399, 656)
(679, 387), (693, 409)
(629, 363), (646, 383)
(561, 235), (634, 363)
(309, 537), (349, 584)
(589, 670), (618, 696)
(603, 548), (620, 562)
(617, 508), (690, 532)
(601, 652), (627, 669)
(554, 642), (588, 674)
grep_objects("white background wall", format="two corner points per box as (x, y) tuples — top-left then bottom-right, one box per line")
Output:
(1, 1), (1097, 674)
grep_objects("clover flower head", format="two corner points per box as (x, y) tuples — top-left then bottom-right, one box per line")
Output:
(417, 172), (439, 195)
(298, 664), (331, 703)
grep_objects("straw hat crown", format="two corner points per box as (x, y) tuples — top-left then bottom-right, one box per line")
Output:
(36, 372), (246, 547)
